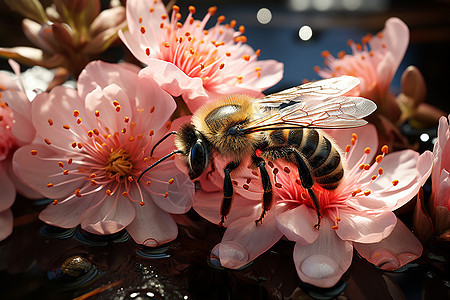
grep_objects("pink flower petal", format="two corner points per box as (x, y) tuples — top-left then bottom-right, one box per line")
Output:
(0, 209), (13, 241)
(143, 162), (194, 214)
(218, 209), (283, 269)
(78, 60), (140, 101)
(353, 219), (422, 271)
(0, 162), (16, 212)
(83, 84), (132, 133)
(81, 189), (136, 235)
(193, 190), (258, 227)
(139, 61), (208, 112)
(2, 90), (35, 144)
(13, 144), (84, 199)
(274, 203), (319, 245)
(126, 195), (178, 246)
(336, 211), (397, 243)
(135, 72), (177, 131)
(413, 189), (434, 243)
(39, 194), (97, 228)
(31, 86), (91, 150)
(293, 218), (353, 288)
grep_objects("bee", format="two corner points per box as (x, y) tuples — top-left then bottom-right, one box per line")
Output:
(138, 76), (376, 229)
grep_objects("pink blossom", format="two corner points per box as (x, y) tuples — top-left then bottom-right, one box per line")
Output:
(196, 125), (432, 288)
(12, 61), (194, 246)
(119, 0), (283, 112)
(414, 115), (450, 241)
(316, 18), (409, 122)
(0, 60), (43, 241)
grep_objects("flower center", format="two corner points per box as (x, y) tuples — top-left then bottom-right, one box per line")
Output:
(105, 149), (133, 177)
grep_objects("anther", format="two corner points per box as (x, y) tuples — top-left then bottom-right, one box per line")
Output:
(321, 50), (331, 58)
(345, 145), (351, 152)
(381, 145), (389, 154)
(332, 225), (339, 230)
(364, 164), (370, 170)
(122, 191), (128, 196)
(58, 161), (64, 168)
(338, 51), (346, 59)
(284, 167), (291, 174)
(116, 105), (121, 112)
(68, 158), (73, 164)
(242, 55), (250, 61)
(128, 176), (133, 182)
(165, 121), (171, 130)
(30, 150), (38, 155)
(371, 175), (377, 180)
(73, 110), (79, 117)
(138, 17), (142, 23)
(189, 6), (196, 14)
(376, 155), (383, 163)
(95, 110), (100, 117)
(71, 142), (77, 148)
(106, 189), (112, 196)
(149, 130), (154, 136)
(75, 189), (82, 197)
(268, 161), (274, 168)
(351, 138), (356, 145)
(140, 201), (145, 206)
(164, 192), (169, 198)
(46, 183), (53, 188)
(217, 15), (225, 23)
(243, 184), (249, 190)
(219, 63), (225, 69)
(146, 181), (151, 186)
(77, 143), (83, 149)
(168, 178), (174, 184)
(145, 48), (150, 56)
(364, 147), (371, 154)
(273, 168), (279, 175)
(364, 190), (371, 196)
(48, 119), (53, 126)
(45, 138), (51, 145)
(63, 125), (70, 130)
(256, 49), (261, 56)
(140, 26), (146, 34)
(275, 183), (283, 188)
(378, 167), (383, 175)
(208, 6), (217, 16)
(77, 118), (81, 124)
(392, 180), (399, 186)
(52, 200), (58, 205)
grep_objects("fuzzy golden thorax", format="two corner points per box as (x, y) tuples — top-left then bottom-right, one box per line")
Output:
(191, 94), (263, 160)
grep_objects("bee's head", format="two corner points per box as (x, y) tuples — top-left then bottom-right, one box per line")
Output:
(175, 123), (211, 180)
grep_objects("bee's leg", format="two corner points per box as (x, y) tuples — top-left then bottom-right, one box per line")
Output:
(288, 149), (322, 230)
(252, 155), (273, 226)
(220, 161), (240, 226)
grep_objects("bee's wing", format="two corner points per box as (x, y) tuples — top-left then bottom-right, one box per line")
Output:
(244, 76), (377, 132)
(254, 75), (361, 109)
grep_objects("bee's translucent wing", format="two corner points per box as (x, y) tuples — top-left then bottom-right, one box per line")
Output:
(254, 75), (361, 109)
(244, 76), (377, 132)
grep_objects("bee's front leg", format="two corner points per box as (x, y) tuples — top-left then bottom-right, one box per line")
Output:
(220, 161), (240, 226)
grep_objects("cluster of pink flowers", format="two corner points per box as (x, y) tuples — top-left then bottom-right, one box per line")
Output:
(0, 0), (447, 292)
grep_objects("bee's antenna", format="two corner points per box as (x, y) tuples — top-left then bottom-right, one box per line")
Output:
(137, 150), (184, 183)
(150, 131), (178, 157)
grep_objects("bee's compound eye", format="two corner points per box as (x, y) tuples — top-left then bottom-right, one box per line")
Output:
(189, 141), (208, 179)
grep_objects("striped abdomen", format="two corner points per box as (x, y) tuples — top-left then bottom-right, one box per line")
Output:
(266, 128), (344, 190)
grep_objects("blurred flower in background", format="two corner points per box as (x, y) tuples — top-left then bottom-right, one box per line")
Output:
(414, 114), (450, 242)
(316, 17), (446, 151)
(119, 0), (283, 113)
(0, 0), (126, 78)
(12, 60), (195, 246)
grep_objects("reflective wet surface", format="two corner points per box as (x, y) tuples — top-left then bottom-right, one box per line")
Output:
(0, 196), (448, 299)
